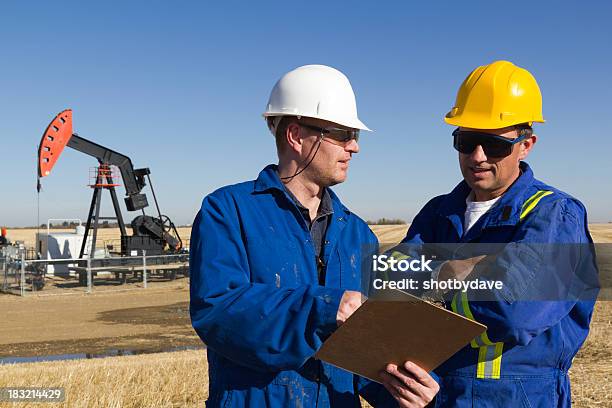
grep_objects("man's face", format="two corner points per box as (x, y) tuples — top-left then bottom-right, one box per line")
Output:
(457, 126), (535, 200)
(294, 118), (359, 187)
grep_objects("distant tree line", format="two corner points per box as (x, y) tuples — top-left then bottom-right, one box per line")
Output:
(366, 218), (407, 225)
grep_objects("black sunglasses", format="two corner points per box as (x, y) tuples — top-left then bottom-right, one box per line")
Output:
(452, 128), (528, 158)
(299, 123), (360, 144)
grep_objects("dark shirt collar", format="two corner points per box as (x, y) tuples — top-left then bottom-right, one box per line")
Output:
(253, 164), (349, 216)
(284, 185), (334, 221)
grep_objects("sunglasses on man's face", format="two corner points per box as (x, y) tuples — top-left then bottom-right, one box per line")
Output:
(300, 123), (360, 145)
(452, 128), (528, 158)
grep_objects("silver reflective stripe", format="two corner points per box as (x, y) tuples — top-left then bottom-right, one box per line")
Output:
(483, 345), (496, 378)
(477, 343), (503, 379)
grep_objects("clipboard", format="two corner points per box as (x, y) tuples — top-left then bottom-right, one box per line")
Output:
(315, 290), (486, 383)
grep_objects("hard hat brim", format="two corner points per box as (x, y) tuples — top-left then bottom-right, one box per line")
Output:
(444, 112), (545, 129)
(263, 112), (371, 132)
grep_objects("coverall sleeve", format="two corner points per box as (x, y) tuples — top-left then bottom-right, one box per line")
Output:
(371, 197), (446, 297)
(189, 193), (345, 372)
(403, 196), (445, 244)
(458, 198), (599, 347)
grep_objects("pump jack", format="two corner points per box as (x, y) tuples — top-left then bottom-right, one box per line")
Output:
(37, 109), (186, 281)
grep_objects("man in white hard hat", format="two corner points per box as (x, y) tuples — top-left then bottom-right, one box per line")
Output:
(190, 65), (439, 407)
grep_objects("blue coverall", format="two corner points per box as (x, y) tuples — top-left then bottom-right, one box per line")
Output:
(402, 162), (599, 407)
(190, 165), (394, 407)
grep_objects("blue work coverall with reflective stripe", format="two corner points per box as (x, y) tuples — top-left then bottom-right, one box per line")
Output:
(190, 165), (394, 407)
(402, 162), (598, 408)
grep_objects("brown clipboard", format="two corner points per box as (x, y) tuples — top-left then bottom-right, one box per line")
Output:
(315, 290), (487, 383)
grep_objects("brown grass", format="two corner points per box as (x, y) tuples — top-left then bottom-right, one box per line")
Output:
(0, 349), (208, 408)
(569, 301), (612, 407)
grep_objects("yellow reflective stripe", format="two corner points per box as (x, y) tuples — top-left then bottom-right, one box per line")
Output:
(519, 190), (553, 220)
(476, 332), (494, 347)
(459, 292), (489, 347)
(477, 346), (487, 379)
(451, 291), (458, 313)
(451, 292), (478, 347)
(451, 293), (480, 347)
(379, 251), (410, 280)
(452, 292), (504, 379)
(452, 291), (494, 348)
(390, 251), (410, 261)
(459, 291), (475, 321)
(477, 343), (504, 379)
(492, 342), (504, 378)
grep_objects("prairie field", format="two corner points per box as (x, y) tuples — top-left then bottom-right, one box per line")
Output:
(5, 223), (611, 251)
(0, 224), (610, 407)
(3, 227), (193, 250)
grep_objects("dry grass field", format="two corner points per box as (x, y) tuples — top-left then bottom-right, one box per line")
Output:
(0, 225), (610, 407)
(6, 223), (611, 251)
(3, 227), (193, 250)
(0, 349), (208, 408)
(369, 222), (612, 246)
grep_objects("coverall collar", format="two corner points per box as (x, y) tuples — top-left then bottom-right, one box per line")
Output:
(438, 162), (536, 235)
(253, 164), (351, 216)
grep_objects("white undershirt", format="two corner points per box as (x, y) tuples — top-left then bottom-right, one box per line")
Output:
(463, 191), (501, 235)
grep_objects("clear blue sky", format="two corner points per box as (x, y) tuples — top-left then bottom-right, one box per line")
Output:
(2, 1), (611, 227)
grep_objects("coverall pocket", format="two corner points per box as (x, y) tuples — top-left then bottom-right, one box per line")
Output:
(245, 237), (302, 287)
(336, 246), (362, 291)
(267, 377), (317, 408)
(515, 377), (557, 408)
(472, 377), (556, 408)
(496, 244), (539, 304)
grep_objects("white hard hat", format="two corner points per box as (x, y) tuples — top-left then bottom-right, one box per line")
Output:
(263, 65), (371, 132)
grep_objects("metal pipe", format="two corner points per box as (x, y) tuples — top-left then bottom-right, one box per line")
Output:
(143, 250), (147, 289)
(20, 250), (26, 297)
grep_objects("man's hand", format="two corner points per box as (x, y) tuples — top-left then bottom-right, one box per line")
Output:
(438, 254), (496, 282)
(336, 290), (364, 326)
(380, 361), (439, 408)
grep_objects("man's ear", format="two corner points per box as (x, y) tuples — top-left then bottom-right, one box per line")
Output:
(518, 134), (537, 160)
(285, 122), (303, 154)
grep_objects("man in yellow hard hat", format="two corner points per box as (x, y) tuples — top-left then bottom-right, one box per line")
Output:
(398, 61), (598, 407)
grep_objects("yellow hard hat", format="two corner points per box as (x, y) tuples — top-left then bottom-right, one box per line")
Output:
(445, 60), (545, 129)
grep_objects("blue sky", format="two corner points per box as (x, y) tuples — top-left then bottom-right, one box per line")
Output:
(1, 1), (611, 227)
